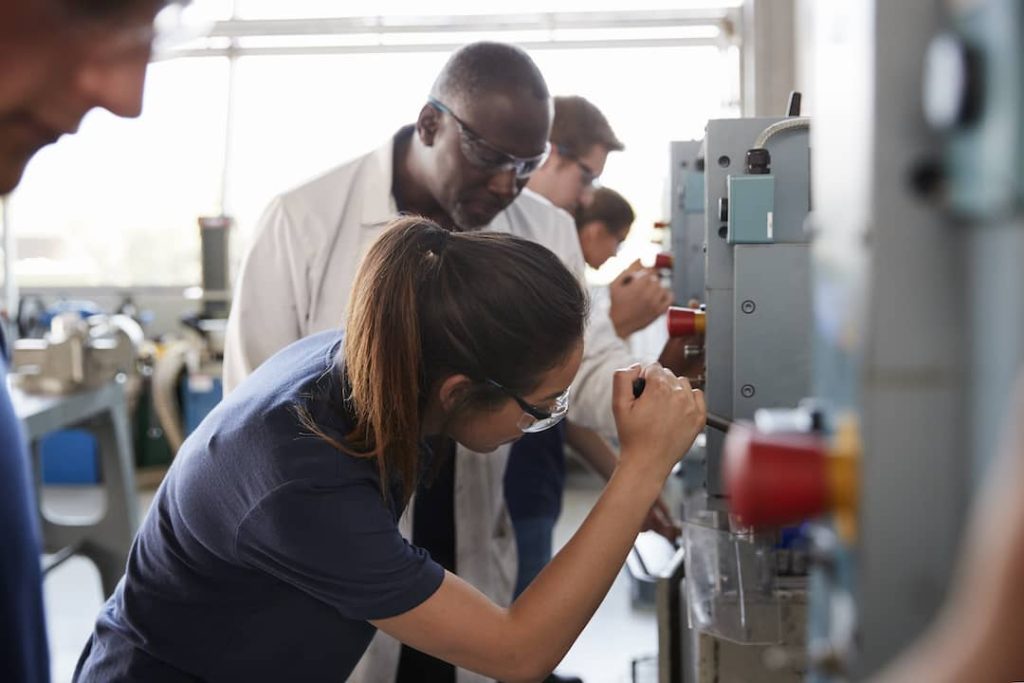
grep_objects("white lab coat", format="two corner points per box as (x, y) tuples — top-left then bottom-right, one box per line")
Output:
(223, 129), (633, 683)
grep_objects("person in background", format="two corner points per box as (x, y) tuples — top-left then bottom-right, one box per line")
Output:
(0, 1), (183, 680)
(576, 187), (684, 368)
(75, 217), (708, 683)
(510, 101), (678, 683)
(527, 96), (672, 338)
(575, 186), (635, 271)
(526, 95), (619, 214)
(223, 43), (647, 683)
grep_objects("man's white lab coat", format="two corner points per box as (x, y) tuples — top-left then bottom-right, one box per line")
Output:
(223, 127), (632, 682)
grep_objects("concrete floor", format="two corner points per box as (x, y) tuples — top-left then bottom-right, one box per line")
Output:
(41, 465), (660, 683)
(552, 465), (661, 683)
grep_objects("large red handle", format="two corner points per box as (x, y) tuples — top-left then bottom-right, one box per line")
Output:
(724, 424), (830, 527)
(667, 306), (706, 337)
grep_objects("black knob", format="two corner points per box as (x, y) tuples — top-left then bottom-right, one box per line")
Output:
(746, 148), (771, 175)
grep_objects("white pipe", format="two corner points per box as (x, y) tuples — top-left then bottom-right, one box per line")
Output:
(753, 117), (810, 149)
(152, 340), (191, 454)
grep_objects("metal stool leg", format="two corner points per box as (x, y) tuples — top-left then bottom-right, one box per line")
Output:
(36, 386), (140, 598)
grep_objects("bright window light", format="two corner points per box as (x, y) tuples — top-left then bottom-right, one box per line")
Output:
(6, 6), (739, 288)
(9, 58), (230, 287)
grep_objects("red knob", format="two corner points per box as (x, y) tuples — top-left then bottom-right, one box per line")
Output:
(667, 306), (706, 337)
(654, 252), (674, 270)
(724, 423), (829, 527)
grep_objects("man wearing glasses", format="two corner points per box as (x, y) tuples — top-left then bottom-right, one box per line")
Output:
(526, 95), (622, 215)
(224, 41), (643, 683)
(508, 100), (679, 676)
(528, 95), (673, 339)
(0, 2), (193, 681)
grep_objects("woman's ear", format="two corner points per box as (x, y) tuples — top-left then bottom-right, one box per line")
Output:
(437, 374), (475, 413)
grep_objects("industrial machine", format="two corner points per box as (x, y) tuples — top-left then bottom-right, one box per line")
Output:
(12, 213), (233, 479)
(7, 309), (144, 591)
(657, 102), (814, 682)
(668, 141), (707, 306)
(714, 0), (1024, 680)
(151, 214), (232, 454)
(11, 312), (142, 395)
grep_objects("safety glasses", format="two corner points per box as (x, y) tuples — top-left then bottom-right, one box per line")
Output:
(556, 144), (600, 188)
(485, 379), (571, 433)
(428, 97), (551, 179)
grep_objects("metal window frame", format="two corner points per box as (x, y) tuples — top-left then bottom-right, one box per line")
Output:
(166, 8), (742, 57)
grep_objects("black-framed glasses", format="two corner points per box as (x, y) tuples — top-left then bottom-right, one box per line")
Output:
(427, 97), (551, 179)
(485, 378), (570, 433)
(556, 144), (600, 188)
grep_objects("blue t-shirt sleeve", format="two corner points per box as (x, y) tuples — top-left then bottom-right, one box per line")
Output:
(235, 477), (444, 621)
(0, 363), (50, 683)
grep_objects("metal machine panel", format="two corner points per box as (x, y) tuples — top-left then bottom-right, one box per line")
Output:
(703, 287), (734, 496)
(670, 140), (707, 304)
(705, 118), (811, 286)
(733, 244), (813, 419)
(705, 118), (767, 292)
(728, 175), (776, 244)
(684, 165), (705, 214)
(703, 118), (811, 497)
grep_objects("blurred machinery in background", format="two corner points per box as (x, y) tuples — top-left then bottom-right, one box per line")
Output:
(151, 215), (230, 454)
(714, 0), (1024, 681)
(805, 0), (1022, 679)
(11, 312), (143, 396)
(10, 306), (152, 483)
(8, 310), (144, 592)
(11, 214), (233, 482)
(668, 140), (706, 305)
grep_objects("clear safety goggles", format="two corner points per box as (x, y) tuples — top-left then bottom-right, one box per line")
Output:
(428, 97), (551, 180)
(486, 379), (571, 434)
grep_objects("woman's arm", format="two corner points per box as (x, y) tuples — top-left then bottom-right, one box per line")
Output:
(372, 363), (704, 682)
(565, 420), (680, 541)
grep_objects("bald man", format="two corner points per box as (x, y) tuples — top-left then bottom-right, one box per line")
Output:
(224, 42), (635, 683)
(1, 2), (181, 681)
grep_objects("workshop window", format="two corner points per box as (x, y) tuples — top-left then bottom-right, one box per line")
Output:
(3, 5), (739, 288)
(6, 58), (230, 287)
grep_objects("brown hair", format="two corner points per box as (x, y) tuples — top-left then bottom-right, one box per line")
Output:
(575, 187), (635, 236)
(304, 216), (587, 505)
(551, 96), (624, 158)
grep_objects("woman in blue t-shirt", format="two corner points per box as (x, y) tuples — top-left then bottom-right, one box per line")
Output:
(74, 216), (706, 683)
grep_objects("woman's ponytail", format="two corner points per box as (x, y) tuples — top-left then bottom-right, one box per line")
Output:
(312, 215), (586, 506)
(343, 217), (448, 504)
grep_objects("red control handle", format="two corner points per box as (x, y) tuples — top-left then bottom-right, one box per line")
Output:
(667, 306), (706, 337)
(724, 423), (829, 527)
